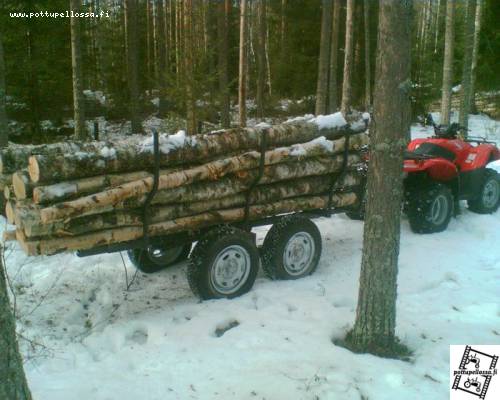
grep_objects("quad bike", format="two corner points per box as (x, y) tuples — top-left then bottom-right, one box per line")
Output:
(403, 119), (500, 233)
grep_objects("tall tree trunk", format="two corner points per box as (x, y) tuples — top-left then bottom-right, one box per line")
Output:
(184, 0), (197, 134)
(341, 0), (355, 115)
(238, 0), (248, 127)
(124, 0), (143, 134)
(458, 0), (477, 130)
(70, 0), (87, 140)
(440, 0), (454, 126)
(155, 0), (168, 116)
(26, 19), (40, 138)
(328, 2), (340, 113)
(217, 0), (230, 128)
(256, 0), (267, 119)
(0, 35), (8, 148)
(470, 0), (482, 114)
(363, 0), (371, 110)
(346, 0), (411, 355)
(146, 0), (152, 87)
(315, 0), (333, 116)
(0, 246), (33, 400)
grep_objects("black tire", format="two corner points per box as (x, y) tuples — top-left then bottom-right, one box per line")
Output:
(406, 183), (453, 234)
(467, 169), (500, 214)
(128, 243), (191, 273)
(261, 215), (322, 280)
(187, 226), (260, 300)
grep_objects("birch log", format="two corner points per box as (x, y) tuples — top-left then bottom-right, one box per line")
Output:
(19, 193), (357, 255)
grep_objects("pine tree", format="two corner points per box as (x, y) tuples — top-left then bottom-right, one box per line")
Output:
(256, 0), (267, 119)
(217, 0), (230, 128)
(459, 0), (477, 130)
(70, 0), (88, 140)
(0, 246), (33, 400)
(238, 0), (248, 127)
(124, 0), (143, 134)
(184, 0), (197, 134)
(363, 0), (371, 110)
(470, 0), (483, 113)
(315, 0), (333, 115)
(440, 0), (455, 125)
(345, 0), (412, 356)
(328, 1), (340, 113)
(341, 0), (355, 115)
(0, 34), (8, 148)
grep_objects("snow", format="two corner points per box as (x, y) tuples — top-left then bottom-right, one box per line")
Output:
(312, 112), (348, 129)
(487, 160), (500, 173)
(140, 130), (197, 154)
(3, 113), (500, 400)
(99, 146), (117, 159)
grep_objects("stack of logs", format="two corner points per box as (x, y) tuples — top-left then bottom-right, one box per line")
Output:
(1, 114), (369, 256)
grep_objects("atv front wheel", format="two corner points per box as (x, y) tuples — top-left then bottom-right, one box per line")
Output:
(406, 183), (453, 234)
(467, 169), (500, 214)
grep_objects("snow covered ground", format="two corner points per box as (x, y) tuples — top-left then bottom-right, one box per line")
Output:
(3, 113), (500, 400)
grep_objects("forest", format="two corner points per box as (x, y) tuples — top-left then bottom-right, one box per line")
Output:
(0, 0), (499, 143)
(1, 1), (500, 400)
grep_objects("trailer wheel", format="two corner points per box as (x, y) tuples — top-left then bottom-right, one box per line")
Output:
(468, 169), (500, 214)
(261, 215), (322, 280)
(128, 243), (191, 273)
(187, 226), (260, 300)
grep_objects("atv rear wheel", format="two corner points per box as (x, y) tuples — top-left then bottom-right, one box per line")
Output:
(406, 183), (453, 234)
(467, 169), (500, 214)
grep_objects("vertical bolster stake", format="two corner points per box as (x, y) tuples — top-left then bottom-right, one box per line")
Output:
(142, 130), (161, 246)
(244, 128), (268, 223)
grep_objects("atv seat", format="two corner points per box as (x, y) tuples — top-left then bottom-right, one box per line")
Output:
(406, 142), (456, 162)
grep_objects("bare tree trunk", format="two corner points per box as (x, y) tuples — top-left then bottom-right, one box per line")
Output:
(341, 0), (355, 115)
(146, 0), (152, 87)
(363, 0), (371, 110)
(155, 0), (168, 116)
(328, 2), (340, 113)
(459, 0), (477, 130)
(124, 0), (143, 134)
(256, 0), (267, 119)
(315, 0), (333, 116)
(70, 0), (87, 140)
(238, 0), (248, 127)
(25, 16), (40, 138)
(470, 0), (482, 114)
(346, 0), (412, 355)
(184, 0), (197, 134)
(440, 0), (454, 125)
(0, 246), (33, 400)
(217, 0), (230, 128)
(0, 35), (8, 148)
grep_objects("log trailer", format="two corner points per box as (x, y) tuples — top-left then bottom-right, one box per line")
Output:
(76, 129), (367, 300)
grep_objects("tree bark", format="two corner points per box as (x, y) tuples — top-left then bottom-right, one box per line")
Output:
(440, 0), (455, 126)
(470, 0), (482, 114)
(315, 0), (333, 115)
(347, 0), (411, 355)
(124, 0), (143, 134)
(328, 2), (340, 113)
(341, 0), (355, 115)
(0, 34), (8, 148)
(0, 245), (33, 400)
(256, 0), (267, 119)
(217, 0), (230, 128)
(238, 0), (248, 127)
(69, 0), (88, 140)
(458, 0), (477, 130)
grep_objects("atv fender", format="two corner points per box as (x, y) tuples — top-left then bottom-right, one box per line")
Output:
(404, 158), (457, 182)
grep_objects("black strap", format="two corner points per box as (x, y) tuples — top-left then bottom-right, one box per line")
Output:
(244, 129), (268, 222)
(142, 130), (161, 245)
(328, 131), (350, 210)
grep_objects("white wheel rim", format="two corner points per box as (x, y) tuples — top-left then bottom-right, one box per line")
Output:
(430, 194), (449, 225)
(210, 245), (251, 295)
(482, 179), (499, 208)
(282, 232), (315, 276)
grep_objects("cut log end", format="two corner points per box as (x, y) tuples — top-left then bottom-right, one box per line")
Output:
(13, 171), (30, 200)
(5, 201), (16, 224)
(28, 156), (40, 183)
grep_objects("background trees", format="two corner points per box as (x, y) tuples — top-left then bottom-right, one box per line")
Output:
(0, 0), (497, 142)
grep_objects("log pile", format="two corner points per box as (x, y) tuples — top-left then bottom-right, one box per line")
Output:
(2, 113), (369, 256)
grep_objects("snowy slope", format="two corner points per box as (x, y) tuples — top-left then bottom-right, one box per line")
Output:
(3, 113), (500, 400)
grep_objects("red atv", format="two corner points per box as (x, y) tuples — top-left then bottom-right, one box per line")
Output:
(403, 121), (500, 233)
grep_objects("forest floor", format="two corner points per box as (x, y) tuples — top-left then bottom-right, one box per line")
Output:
(2, 112), (500, 400)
